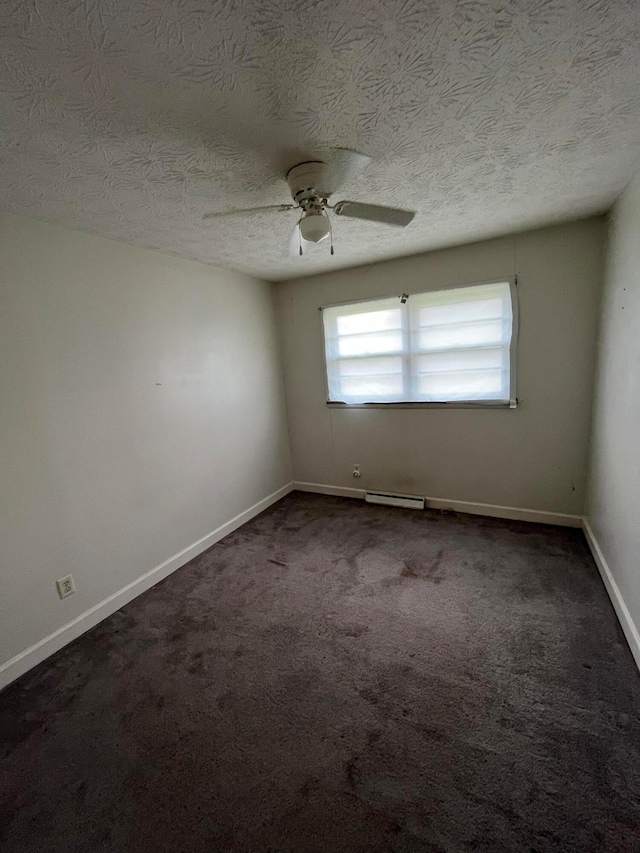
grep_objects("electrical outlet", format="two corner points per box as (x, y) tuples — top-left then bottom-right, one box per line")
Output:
(353, 464), (361, 478)
(56, 574), (76, 599)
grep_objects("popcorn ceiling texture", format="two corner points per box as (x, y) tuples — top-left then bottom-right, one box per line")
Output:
(1, 0), (640, 279)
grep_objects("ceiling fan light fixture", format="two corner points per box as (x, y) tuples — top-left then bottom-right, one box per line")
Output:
(299, 211), (331, 243)
(202, 151), (416, 258)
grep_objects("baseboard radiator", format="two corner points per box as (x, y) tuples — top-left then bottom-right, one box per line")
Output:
(365, 491), (425, 510)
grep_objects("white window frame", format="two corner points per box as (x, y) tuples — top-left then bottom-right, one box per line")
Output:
(320, 278), (518, 408)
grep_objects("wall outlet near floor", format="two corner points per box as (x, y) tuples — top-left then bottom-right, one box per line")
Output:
(56, 574), (76, 599)
(352, 464), (361, 478)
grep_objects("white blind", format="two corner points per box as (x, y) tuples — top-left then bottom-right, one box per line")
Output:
(322, 281), (516, 405)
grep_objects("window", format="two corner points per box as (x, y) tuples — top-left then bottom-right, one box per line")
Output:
(322, 280), (517, 406)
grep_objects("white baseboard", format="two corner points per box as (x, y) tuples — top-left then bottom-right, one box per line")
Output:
(293, 481), (366, 499)
(582, 519), (640, 671)
(423, 496), (583, 527)
(0, 482), (293, 691)
(292, 482), (582, 527)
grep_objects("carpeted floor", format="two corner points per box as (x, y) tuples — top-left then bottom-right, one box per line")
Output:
(1, 492), (640, 852)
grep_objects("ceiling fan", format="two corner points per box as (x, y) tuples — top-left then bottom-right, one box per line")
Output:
(203, 149), (416, 256)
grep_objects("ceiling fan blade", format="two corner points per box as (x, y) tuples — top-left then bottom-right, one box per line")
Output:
(203, 204), (294, 220)
(333, 201), (415, 227)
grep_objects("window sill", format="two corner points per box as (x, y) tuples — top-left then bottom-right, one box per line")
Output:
(326, 400), (517, 410)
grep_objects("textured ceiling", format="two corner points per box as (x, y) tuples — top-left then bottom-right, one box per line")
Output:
(2, 0), (640, 280)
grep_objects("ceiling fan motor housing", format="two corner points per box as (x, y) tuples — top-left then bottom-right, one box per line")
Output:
(286, 161), (331, 208)
(287, 160), (333, 244)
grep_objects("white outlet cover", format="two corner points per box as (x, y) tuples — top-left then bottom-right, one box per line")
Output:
(56, 574), (76, 599)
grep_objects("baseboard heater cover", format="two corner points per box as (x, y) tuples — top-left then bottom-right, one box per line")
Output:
(365, 491), (425, 510)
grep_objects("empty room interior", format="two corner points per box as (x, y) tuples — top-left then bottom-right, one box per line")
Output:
(2, 1), (640, 851)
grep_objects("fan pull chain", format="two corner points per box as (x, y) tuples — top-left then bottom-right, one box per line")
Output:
(298, 222), (303, 256)
(329, 215), (334, 255)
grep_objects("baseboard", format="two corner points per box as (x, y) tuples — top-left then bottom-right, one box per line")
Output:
(0, 482), (293, 691)
(292, 482), (582, 527)
(293, 481), (366, 499)
(582, 519), (640, 672)
(423, 496), (583, 527)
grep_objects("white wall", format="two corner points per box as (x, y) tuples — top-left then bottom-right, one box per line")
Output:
(586, 173), (640, 662)
(0, 214), (291, 678)
(277, 219), (604, 517)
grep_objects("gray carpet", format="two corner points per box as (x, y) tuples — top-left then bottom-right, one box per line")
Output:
(2, 492), (640, 852)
